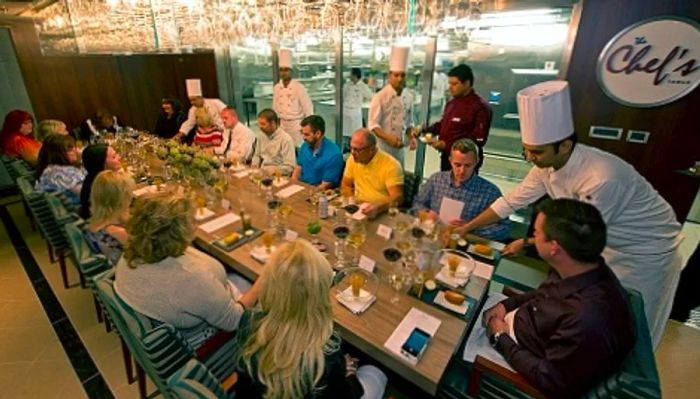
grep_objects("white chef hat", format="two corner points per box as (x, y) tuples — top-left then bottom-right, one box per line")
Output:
(279, 48), (293, 69)
(186, 79), (202, 97)
(389, 45), (410, 72)
(517, 80), (574, 145)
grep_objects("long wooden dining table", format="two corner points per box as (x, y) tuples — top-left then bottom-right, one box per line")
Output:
(173, 169), (494, 396)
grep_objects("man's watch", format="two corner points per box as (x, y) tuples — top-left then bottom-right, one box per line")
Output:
(489, 331), (505, 348)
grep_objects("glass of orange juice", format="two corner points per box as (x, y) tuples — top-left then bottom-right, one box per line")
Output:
(261, 230), (274, 253)
(448, 255), (460, 277)
(350, 273), (365, 297)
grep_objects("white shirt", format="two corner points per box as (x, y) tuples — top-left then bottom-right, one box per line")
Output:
(251, 127), (297, 175)
(431, 72), (448, 105)
(368, 85), (414, 161)
(179, 98), (227, 134)
(272, 79), (313, 121)
(343, 80), (372, 110)
(212, 122), (256, 162)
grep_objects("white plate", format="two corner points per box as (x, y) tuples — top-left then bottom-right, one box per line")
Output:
(419, 136), (437, 144)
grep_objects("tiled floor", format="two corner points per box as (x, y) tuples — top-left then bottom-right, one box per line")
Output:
(2, 192), (700, 398)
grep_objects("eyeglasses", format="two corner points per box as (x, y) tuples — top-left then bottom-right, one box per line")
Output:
(350, 145), (372, 153)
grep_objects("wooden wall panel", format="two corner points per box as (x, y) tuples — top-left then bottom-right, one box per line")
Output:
(566, 0), (700, 221)
(1, 16), (218, 135)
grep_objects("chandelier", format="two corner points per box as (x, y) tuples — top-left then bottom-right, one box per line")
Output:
(33, 1), (492, 54)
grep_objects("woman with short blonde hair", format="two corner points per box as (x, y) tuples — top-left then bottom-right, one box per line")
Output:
(85, 170), (133, 265)
(234, 239), (387, 399)
(115, 192), (260, 349)
(36, 119), (68, 142)
(193, 107), (223, 147)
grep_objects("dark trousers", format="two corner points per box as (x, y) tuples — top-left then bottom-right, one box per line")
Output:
(670, 243), (700, 322)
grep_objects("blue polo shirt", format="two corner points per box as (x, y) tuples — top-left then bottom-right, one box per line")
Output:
(297, 137), (344, 187)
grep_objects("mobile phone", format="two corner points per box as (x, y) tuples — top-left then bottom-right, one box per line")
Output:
(400, 327), (431, 361)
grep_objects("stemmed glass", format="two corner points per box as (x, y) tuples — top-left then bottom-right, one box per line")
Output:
(387, 201), (399, 228)
(347, 220), (367, 266)
(383, 247), (405, 304)
(332, 221), (350, 269)
(260, 173), (274, 200)
(277, 201), (293, 233)
(267, 196), (282, 230)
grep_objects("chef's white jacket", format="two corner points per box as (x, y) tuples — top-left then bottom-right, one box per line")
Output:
(212, 122), (256, 162)
(179, 98), (227, 135)
(272, 80), (313, 146)
(343, 80), (373, 137)
(368, 84), (414, 164)
(491, 144), (682, 347)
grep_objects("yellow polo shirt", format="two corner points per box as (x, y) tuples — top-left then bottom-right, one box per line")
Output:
(344, 150), (404, 204)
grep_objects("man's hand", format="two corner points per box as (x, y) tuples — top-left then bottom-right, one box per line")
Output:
(388, 135), (404, 148)
(408, 137), (417, 150)
(362, 203), (381, 219)
(448, 218), (466, 227)
(487, 314), (508, 337)
(502, 238), (527, 257)
(430, 140), (446, 151)
(482, 303), (506, 328)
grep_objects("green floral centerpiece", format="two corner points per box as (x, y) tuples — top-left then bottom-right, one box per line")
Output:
(157, 141), (221, 184)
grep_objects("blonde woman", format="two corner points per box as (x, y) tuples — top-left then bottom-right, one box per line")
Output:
(36, 119), (68, 142)
(193, 107), (223, 147)
(84, 170), (133, 265)
(234, 239), (387, 399)
(114, 192), (260, 349)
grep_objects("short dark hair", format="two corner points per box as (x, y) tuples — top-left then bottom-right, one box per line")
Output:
(554, 132), (577, 153)
(451, 138), (479, 162)
(300, 115), (325, 135)
(447, 64), (474, 85)
(37, 134), (76, 175)
(536, 199), (606, 263)
(351, 68), (362, 79)
(257, 108), (279, 124)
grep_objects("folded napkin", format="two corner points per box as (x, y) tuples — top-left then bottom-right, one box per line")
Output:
(435, 266), (470, 289)
(350, 202), (372, 220)
(133, 185), (158, 197)
(272, 178), (289, 188)
(336, 287), (376, 315)
(233, 170), (251, 178)
(194, 207), (216, 221)
(276, 184), (305, 199)
(251, 245), (276, 263)
(199, 212), (241, 233)
(434, 290), (469, 314)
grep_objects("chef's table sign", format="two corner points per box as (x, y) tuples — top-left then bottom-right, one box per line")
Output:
(597, 16), (700, 108)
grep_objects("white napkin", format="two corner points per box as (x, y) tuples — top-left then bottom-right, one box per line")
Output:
(473, 260), (495, 280)
(194, 207), (216, 221)
(199, 212), (241, 233)
(435, 266), (470, 289)
(434, 291), (469, 314)
(133, 185), (158, 197)
(251, 245), (276, 263)
(272, 178), (289, 188)
(233, 170), (250, 178)
(336, 287), (376, 314)
(276, 184), (305, 198)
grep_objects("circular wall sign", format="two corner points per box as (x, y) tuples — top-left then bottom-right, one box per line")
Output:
(597, 16), (700, 108)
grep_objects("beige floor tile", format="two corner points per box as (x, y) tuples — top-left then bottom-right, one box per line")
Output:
(11, 360), (86, 399)
(0, 324), (58, 363)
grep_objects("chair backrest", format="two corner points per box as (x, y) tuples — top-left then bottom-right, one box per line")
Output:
(168, 359), (226, 399)
(8, 159), (36, 181)
(17, 176), (68, 250)
(64, 220), (111, 284)
(582, 289), (661, 399)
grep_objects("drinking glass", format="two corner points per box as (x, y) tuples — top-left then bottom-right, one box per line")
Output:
(383, 247), (405, 304)
(347, 220), (367, 266)
(332, 222), (350, 269)
(306, 219), (322, 244)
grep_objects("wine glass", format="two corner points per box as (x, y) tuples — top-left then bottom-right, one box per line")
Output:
(277, 201), (293, 232)
(383, 247), (405, 304)
(267, 197), (282, 229)
(347, 220), (367, 266)
(332, 222), (350, 269)
(387, 201), (399, 228)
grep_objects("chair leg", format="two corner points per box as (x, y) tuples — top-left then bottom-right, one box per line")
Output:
(93, 296), (104, 324)
(120, 337), (136, 384)
(105, 317), (113, 333)
(48, 242), (55, 263)
(79, 272), (86, 289)
(58, 250), (69, 289)
(136, 362), (147, 399)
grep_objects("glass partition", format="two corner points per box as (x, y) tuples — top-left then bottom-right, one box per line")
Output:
(230, 39), (274, 129)
(421, 6), (573, 185)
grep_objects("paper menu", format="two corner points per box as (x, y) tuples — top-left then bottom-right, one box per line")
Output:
(276, 184), (305, 198)
(463, 293), (514, 371)
(199, 212), (241, 233)
(473, 260), (495, 280)
(384, 308), (442, 366)
(439, 197), (464, 224)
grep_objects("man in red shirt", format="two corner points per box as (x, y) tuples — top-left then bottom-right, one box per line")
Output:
(423, 64), (491, 171)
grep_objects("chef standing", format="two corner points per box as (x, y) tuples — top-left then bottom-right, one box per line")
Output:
(272, 48), (314, 147)
(455, 80), (682, 347)
(342, 67), (373, 150)
(177, 79), (227, 142)
(368, 45), (416, 165)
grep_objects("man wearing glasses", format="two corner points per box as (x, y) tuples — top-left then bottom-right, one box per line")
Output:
(341, 128), (404, 219)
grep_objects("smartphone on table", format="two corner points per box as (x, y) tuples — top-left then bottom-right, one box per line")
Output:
(400, 327), (431, 362)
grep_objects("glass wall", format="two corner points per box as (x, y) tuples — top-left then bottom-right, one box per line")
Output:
(229, 39), (274, 129)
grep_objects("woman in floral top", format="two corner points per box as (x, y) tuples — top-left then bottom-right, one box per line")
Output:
(35, 134), (85, 207)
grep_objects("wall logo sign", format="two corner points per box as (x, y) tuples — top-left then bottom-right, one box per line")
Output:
(597, 16), (700, 108)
